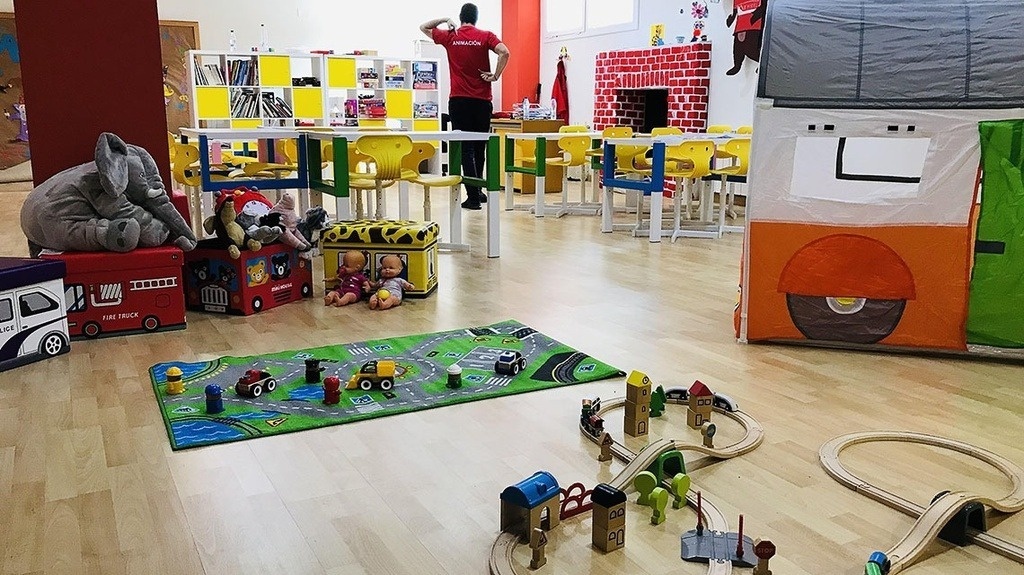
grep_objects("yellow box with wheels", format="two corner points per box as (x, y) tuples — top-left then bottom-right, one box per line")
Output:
(321, 220), (439, 298)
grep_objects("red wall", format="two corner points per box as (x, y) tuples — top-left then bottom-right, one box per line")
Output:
(501, 0), (540, 109)
(14, 0), (171, 187)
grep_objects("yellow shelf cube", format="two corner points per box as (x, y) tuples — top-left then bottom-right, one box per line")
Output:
(231, 119), (262, 129)
(259, 55), (291, 87)
(293, 87), (324, 118)
(385, 89), (413, 119)
(414, 119), (440, 132)
(328, 58), (357, 88)
(359, 119), (388, 128)
(196, 86), (230, 119)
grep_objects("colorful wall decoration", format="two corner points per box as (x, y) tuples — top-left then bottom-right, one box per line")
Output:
(0, 13), (29, 170)
(159, 20), (200, 135)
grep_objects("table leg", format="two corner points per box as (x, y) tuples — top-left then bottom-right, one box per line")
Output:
(534, 175), (546, 218)
(601, 185), (614, 233)
(505, 171), (515, 211)
(487, 188), (500, 258)
(533, 137), (547, 218)
(449, 182), (462, 246)
(649, 191), (663, 243)
(398, 181), (410, 220)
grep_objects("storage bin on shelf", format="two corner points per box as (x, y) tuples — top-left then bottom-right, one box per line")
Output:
(321, 220), (439, 298)
(183, 240), (313, 315)
(40, 246), (186, 339)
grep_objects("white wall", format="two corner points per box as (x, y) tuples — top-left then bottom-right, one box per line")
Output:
(540, 0), (758, 129)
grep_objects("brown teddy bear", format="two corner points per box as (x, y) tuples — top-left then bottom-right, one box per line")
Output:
(203, 193), (260, 259)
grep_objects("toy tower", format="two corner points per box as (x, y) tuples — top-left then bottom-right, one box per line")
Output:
(624, 370), (652, 437)
(591, 483), (627, 552)
(687, 380), (714, 429)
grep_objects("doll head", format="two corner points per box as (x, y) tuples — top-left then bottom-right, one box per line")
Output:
(340, 250), (366, 275)
(378, 254), (404, 279)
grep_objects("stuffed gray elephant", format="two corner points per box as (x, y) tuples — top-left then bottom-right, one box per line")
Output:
(20, 132), (198, 257)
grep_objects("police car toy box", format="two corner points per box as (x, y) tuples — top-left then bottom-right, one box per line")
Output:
(40, 246), (186, 340)
(0, 257), (71, 372)
(184, 240), (313, 315)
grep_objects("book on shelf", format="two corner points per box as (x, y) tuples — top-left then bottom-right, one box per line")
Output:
(413, 101), (438, 119)
(230, 88), (260, 118)
(193, 60), (227, 86)
(384, 64), (405, 88)
(412, 61), (437, 89)
(227, 58), (259, 86)
(261, 92), (293, 118)
(358, 67), (379, 89)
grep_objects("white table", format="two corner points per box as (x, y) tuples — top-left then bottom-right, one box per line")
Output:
(601, 134), (740, 242)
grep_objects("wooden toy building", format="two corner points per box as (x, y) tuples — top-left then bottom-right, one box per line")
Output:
(499, 471), (561, 541)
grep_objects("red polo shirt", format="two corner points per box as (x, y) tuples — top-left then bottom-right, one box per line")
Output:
(432, 24), (501, 101)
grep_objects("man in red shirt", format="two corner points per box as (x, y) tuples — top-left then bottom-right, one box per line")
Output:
(421, 3), (510, 210)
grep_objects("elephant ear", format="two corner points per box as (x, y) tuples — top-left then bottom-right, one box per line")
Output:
(95, 132), (130, 197)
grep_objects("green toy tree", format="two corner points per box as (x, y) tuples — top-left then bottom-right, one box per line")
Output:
(633, 471), (657, 506)
(649, 487), (669, 525)
(671, 472), (691, 509)
(650, 385), (667, 417)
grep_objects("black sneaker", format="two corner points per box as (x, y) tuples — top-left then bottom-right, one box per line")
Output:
(461, 199), (481, 210)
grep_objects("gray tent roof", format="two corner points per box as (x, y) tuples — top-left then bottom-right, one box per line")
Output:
(758, 0), (1024, 108)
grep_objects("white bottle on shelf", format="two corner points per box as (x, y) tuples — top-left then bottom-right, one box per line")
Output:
(229, 29), (237, 52)
(259, 24), (269, 52)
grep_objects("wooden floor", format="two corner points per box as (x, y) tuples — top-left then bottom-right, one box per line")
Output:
(0, 182), (1022, 575)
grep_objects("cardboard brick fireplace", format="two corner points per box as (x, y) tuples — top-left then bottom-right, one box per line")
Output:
(593, 43), (711, 132)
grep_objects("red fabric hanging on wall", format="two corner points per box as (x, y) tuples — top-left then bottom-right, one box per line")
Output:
(551, 58), (569, 122)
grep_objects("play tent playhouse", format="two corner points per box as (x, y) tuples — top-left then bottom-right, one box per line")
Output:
(739, 0), (1024, 356)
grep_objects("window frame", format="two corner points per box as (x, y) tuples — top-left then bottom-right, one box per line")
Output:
(543, 0), (640, 41)
(19, 291), (59, 317)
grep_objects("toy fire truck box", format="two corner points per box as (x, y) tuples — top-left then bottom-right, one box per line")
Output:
(40, 246), (186, 340)
(321, 220), (439, 298)
(184, 239), (313, 315)
(0, 257), (71, 372)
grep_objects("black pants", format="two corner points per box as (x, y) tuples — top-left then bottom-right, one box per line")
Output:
(449, 97), (492, 202)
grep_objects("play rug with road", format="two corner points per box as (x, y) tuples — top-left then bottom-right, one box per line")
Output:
(149, 320), (624, 450)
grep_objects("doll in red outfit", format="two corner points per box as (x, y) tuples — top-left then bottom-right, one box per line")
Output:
(324, 251), (370, 307)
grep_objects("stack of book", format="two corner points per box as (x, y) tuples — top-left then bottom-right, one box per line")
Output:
(384, 64), (406, 88)
(230, 89), (260, 118)
(413, 101), (438, 119)
(358, 67), (379, 89)
(413, 62), (437, 89)
(261, 93), (293, 118)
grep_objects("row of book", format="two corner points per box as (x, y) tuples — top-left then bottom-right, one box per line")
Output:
(261, 93), (294, 118)
(227, 58), (259, 86)
(193, 63), (227, 86)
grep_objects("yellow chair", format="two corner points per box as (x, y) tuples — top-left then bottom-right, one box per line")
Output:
(736, 125), (753, 134)
(401, 141), (462, 222)
(543, 135), (592, 217)
(352, 135), (413, 220)
(559, 125), (589, 133)
(709, 137), (750, 235)
(346, 143), (377, 219)
(663, 140), (717, 241)
(707, 124), (732, 134)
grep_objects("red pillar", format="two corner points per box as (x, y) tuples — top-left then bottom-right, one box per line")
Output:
(501, 0), (540, 108)
(14, 0), (170, 187)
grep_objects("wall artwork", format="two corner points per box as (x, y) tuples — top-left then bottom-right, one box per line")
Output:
(688, 2), (710, 42)
(159, 20), (200, 135)
(725, 0), (766, 75)
(0, 13), (29, 170)
(650, 24), (666, 46)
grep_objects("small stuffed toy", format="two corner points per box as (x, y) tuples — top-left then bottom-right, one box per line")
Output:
(296, 206), (331, 260)
(203, 192), (260, 259)
(229, 187), (282, 244)
(269, 191), (311, 251)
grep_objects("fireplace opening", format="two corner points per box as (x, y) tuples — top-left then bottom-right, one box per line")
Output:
(616, 88), (669, 133)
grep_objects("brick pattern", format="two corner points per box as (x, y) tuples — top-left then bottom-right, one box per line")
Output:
(593, 43), (711, 132)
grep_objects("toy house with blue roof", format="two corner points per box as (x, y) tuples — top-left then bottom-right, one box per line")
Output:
(499, 470), (561, 540)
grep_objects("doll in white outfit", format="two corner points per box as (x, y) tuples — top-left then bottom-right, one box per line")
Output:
(369, 254), (415, 310)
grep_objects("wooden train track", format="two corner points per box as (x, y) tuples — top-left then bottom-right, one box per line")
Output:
(820, 431), (1024, 573)
(487, 392), (765, 574)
